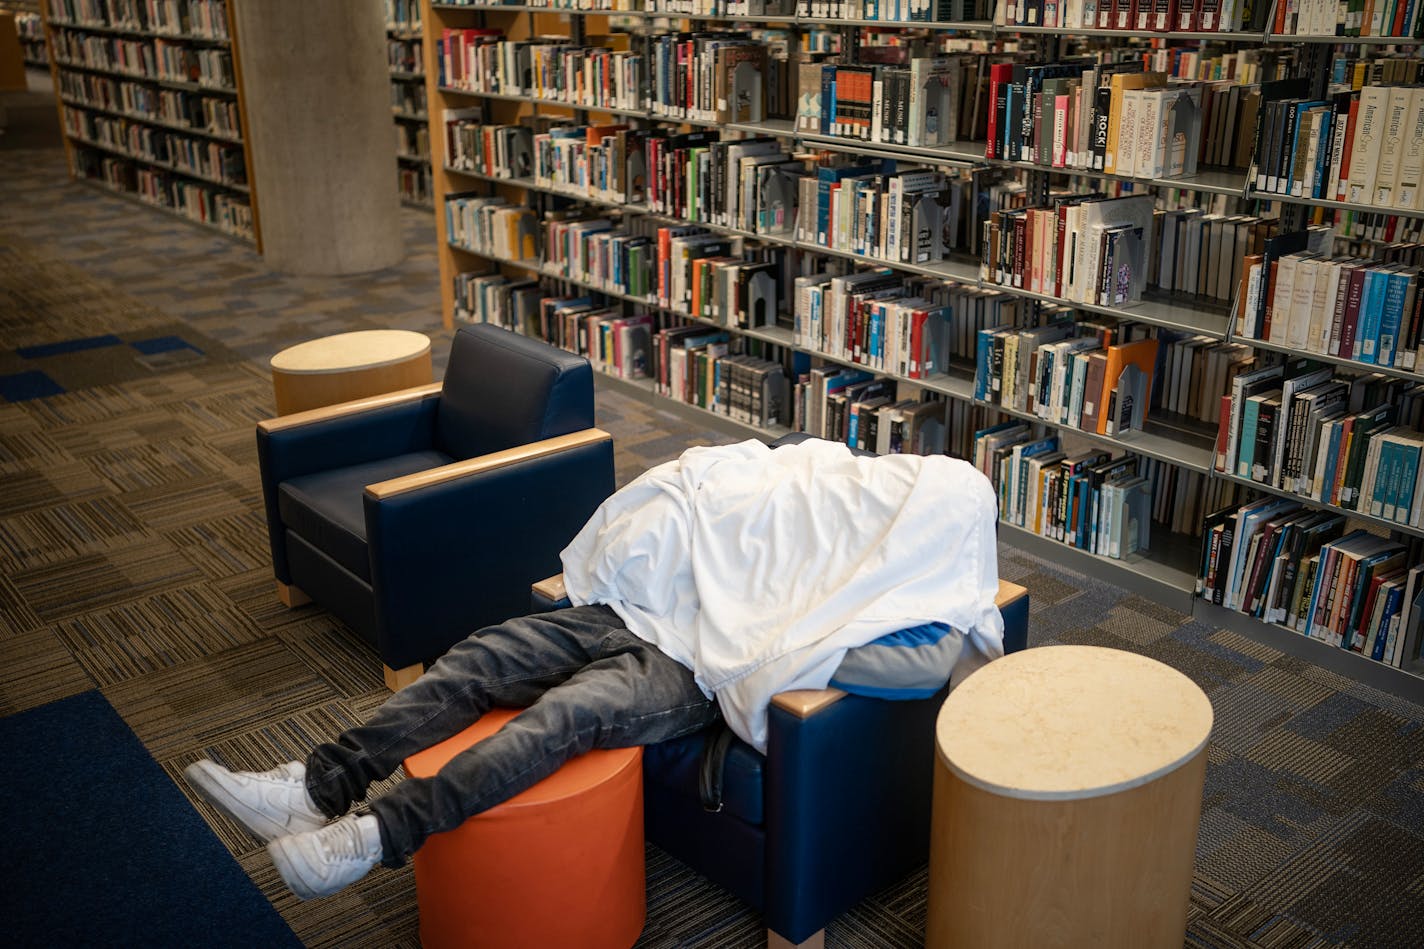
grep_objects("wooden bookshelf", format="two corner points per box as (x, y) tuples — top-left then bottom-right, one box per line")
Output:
(40, 0), (260, 246)
(423, 2), (1424, 699)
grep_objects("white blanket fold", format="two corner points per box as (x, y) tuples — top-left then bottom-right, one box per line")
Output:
(561, 438), (1003, 751)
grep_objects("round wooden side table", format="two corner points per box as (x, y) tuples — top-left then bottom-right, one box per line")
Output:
(925, 645), (1213, 949)
(269, 329), (432, 415)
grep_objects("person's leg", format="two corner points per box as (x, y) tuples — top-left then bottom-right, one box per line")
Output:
(304, 604), (635, 818)
(185, 605), (626, 842)
(366, 625), (717, 866)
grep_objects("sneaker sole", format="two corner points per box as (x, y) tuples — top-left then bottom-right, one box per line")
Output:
(267, 835), (323, 900)
(183, 760), (323, 843)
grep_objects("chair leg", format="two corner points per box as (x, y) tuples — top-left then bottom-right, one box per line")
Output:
(768, 929), (823, 949)
(384, 663), (423, 692)
(275, 581), (311, 608)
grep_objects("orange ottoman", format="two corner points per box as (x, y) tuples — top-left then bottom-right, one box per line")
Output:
(403, 708), (646, 949)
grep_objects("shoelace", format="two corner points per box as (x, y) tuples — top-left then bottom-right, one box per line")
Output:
(318, 819), (377, 862)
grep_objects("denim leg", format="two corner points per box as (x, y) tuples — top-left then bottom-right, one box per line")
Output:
(366, 627), (717, 866)
(304, 605), (629, 819)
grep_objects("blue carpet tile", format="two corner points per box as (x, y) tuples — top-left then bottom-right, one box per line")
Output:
(0, 691), (303, 949)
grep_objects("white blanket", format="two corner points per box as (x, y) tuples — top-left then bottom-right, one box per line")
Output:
(560, 438), (1003, 751)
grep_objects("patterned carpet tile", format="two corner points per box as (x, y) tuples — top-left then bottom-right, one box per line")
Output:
(101, 637), (341, 760)
(51, 583), (268, 687)
(0, 627), (97, 716)
(0, 494), (146, 571)
(10, 536), (205, 622)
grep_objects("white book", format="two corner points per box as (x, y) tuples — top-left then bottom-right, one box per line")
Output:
(1308, 259), (1346, 354)
(1374, 87), (1412, 207)
(1117, 89), (1142, 179)
(1348, 85), (1390, 206)
(1398, 87), (1424, 210)
(1287, 256), (1322, 351)
(1268, 253), (1305, 345)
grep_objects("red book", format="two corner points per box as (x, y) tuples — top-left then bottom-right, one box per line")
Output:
(1215, 394), (1232, 471)
(909, 307), (927, 378)
(1338, 266), (1370, 360)
(986, 63), (1014, 160)
(1336, 97), (1360, 201)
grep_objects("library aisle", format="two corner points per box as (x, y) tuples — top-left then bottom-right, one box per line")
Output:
(2, 68), (1423, 949)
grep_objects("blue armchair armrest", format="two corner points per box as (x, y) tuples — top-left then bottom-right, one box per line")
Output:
(257, 385), (442, 584)
(365, 430), (616, 669)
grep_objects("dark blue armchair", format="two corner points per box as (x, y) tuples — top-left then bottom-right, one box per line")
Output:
(257, 323), (616, 690)
(532, 575), (1030, 947)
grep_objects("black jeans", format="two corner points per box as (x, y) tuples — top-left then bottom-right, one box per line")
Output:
(303, 605), (719, 865)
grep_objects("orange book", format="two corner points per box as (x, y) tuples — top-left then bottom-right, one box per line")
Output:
(1096, 337), (1159, 435)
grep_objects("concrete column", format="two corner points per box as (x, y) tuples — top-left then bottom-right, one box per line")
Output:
(232, 0), (401, 275)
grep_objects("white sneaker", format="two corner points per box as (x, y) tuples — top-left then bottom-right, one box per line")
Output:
(267, 813), (383, 900)
(184, 759), (328, 843)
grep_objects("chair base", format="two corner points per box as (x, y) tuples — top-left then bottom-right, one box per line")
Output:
(275, 580), (311, 608)
(384, 662), (423, 691)
(769, 928), (824, 949)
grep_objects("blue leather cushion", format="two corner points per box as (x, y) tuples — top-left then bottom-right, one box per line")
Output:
(830, 622), (964, 699)
(436, 324), (595, 459)
(278, 449), (454, 582)
(644, 727), (765, 826)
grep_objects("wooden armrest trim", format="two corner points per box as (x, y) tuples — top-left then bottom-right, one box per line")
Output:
(996, 580), (1027, 609)
(771, 688), (847, 719)
(365, 428), (612, 501)
(532, 574), (567, 601)
(258, 382), (443, 434)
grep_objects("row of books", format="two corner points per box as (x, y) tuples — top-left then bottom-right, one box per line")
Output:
(791, 0), (992, 19)
(1239, 243), (1424, 371)
(1200, 499), (1424, 667)
(392, 81), (427, 117)
(987, 64), (1255, 179)
(794, 53), (989, 148)
(1252, 83), (1424, 210)
(981, 194), (1154, 309)
(387, 38), (424, 75)
(1150, 46), (1294, 86)
(993, 0), (1265, 33)
(794, 270), (1030, 373)
(384, 0), (423, 32)
(648, 32), (793, 124)
(395, 123), (430, 162)
(46, 0), (231, 40)
(437, 31), (643, 113)
(446, 194), (541, 261)
(1274, 0), (1424, 37)
(57, 72), (241, 139)
(1214, 361), (1424, 517)
(52, 29), (236, 88)
(62, 106), (247, 185)
(796, 369), (952, 455)
(974, 325), (1160, 436)
(398, 163), (433, 205)
(74, 149), (254, 238)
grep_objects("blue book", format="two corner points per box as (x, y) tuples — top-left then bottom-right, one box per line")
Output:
(1311, 112), (1334, 199)
(1354, 269), (1388, 364)
(1377, 270), (1412, 367)
(1285, 101), (1326, 195)
(1237, 391), (1274, 479)
(1318, 418), (1346, 503)
(1371, 438), (1403, 520)
(1372, 583), (1406, 661)
(1393, 440), (1422, 523)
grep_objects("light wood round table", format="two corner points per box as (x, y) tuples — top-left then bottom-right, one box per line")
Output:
(926, 645), (1213, 949)
(270, 330), (432, 415)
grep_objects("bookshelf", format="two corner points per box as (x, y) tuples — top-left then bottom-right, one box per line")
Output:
(387, 0), (433, 209)
(422, 1), (1424, 698)
(40, 0), (260, 246)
